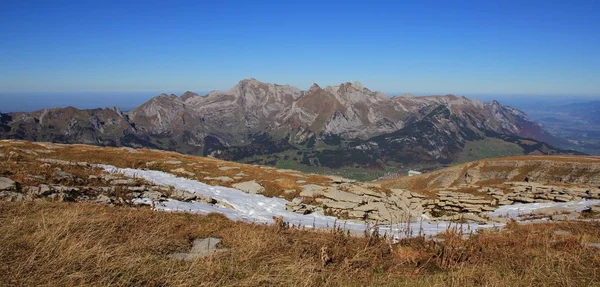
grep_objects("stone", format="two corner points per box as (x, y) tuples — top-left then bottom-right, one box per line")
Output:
(55, 170), (73, 181)
(344, 184), (384, 197)
(461, 213), (488, 224)
(299, 185), (325, 197)
(327, 175), (356, 184)
(142, 190), (164, 200)
(353, 202), (380, 212)
(232, 180), (265, 194)
(170, 168), (195, 177)
(171, 190), (197, 201)
(410, 192), (428, 199)
(511, 196), (535, 203)
(322, 189), (364, 203)
(0, 177), (16, 191)
(318, 198), (359, 210)
(347, 210), (367, 219)
(284, 189), (296, 195)
(94, 194), (112, 204)
(168, 237), (227, 260)
(37, 185), (53, 196)
(360, 182), (382, 189)
(203, 176), (234, 182)
(487, 215), (511, 224)
(551, 213), (580, 221)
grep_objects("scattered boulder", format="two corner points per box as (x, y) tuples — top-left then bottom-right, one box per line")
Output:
(0, 177), (17, 191)
(168, 237), (227, 260)
(94, 194), (112, 204)
(171, 190), (197, 201)
(170, 168), (195, 177)
(232, 180), (265, 194)
(203, 176), (234, 183)
(142, 190), (164, 200)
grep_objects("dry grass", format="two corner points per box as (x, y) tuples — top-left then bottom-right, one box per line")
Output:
(1, 202), (600, 286)
(0, 140), (359, 200)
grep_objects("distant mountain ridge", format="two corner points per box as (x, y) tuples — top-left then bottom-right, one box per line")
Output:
(0, 78), (579, 178)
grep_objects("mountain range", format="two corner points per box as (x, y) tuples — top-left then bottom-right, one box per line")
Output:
(0, 78), (578, 179)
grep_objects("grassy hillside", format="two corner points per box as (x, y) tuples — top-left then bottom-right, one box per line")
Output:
(2, 202), (600, 286)
(378, 155), (600, 192)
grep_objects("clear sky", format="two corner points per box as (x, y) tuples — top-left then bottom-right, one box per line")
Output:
(0, 0), (599, 101)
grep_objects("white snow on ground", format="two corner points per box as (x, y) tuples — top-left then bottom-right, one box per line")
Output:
(102, 165), (495, 237)
(489, 199), (600, 219)
(100, 165), (600, 237)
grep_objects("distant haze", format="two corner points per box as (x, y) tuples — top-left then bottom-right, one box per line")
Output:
(0, 91), (205, 113)
(1, 88), (597, 113)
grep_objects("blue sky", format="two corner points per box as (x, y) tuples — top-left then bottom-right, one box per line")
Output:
(0, 0), (599, 108)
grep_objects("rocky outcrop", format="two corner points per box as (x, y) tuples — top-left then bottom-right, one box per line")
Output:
(287, 176), (426, 224)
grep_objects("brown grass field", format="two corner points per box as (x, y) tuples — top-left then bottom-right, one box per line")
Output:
(1, 201), (600, 286)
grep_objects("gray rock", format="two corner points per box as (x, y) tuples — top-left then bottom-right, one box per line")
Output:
(0, 191), (24, 201)
(142, 190), (164, 200)
(203, 176), (234, 182)
(168, 237), (227, 260)
(0, 177), (16, 191)
(170, 168), (195, 177)
(551, 212), (580, 221)
(94, 194), (112, 204)
(318, 198), (359, 210)
(55, 170), (73, 181)
(299, 185), (325, 197)
(37, 185), (53, 196)
(171, 190), (197, 201)
(344, 184), (384, 197)
(322, 189), (364, 203)
(232, 180), (265, 194)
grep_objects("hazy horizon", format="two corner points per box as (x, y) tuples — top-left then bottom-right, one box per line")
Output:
(1, 88), (598, 113)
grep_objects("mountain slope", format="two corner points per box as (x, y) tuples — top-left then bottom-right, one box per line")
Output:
(0, 78), (577, 178)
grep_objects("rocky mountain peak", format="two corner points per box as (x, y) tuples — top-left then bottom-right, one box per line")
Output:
(307, 83), (322, 93)
(180, 91), (200, 102)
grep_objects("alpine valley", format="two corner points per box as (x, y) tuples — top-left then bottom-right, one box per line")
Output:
(0, 78), (578, 180)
